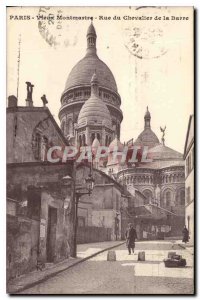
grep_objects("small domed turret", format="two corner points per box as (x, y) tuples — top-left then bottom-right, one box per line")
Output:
(92, 136), (100, 150)
(109, 135), (124, 152)
(87, 22), (97, 37)
(78, 73), (112, 128)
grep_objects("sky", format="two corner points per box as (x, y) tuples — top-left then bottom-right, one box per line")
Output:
(7, 6), (194, 153)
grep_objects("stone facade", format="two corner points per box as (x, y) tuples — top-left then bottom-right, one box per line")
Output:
(7, 98), (75, 281)
(7, 106), (67, 163)
(76, 166), (128, 241)
(115, 109), (185, 238)
(7, 162), (74, 281)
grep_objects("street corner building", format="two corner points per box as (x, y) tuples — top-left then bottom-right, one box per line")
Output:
(184, 115), (194, 245)
(6, 94), (75, 280)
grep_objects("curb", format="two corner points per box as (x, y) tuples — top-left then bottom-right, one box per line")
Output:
(178, 243), (194, 255)
(9, 241), (125, 294)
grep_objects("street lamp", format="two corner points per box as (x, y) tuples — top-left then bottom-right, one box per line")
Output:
(85, 173), (95, 195)
(62, 167), (95, 258)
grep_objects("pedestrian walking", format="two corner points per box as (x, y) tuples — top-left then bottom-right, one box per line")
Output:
(182, 225), (189, 243)
(125, 223), (137, 255)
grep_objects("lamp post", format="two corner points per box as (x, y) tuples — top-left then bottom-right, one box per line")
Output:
(62, 162), (95, 258)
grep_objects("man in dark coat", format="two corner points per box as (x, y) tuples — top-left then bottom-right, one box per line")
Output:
(125, 223), (137, 254)
(182, 225), (189, 243)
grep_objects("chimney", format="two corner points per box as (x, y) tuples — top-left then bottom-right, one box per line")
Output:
(8, 95), (18, 108)
(25, 81), (34, 107)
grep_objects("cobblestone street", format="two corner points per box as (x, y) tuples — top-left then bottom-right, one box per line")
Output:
(20, 241), (194, 295)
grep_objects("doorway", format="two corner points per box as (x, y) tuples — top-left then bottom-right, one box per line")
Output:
(46, 206), (57, 262)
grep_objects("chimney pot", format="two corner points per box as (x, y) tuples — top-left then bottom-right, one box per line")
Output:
(8, 95), (18, 108)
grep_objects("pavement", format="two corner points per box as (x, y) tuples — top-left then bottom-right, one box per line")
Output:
(12, 240), (194, 295)
(7, 240), (124, 294)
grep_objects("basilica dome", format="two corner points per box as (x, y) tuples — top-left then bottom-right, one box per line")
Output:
(64, 22), (118, 94)
(134, 128), (160, 148)
(59, 22), (123, 140)
(64, 55), (118, 94)
(77, 73), (112, 128)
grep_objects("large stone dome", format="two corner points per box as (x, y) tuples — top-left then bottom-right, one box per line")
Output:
(64, 22), (117, 94)
(59, 23), (123, 140)
(64, 55), (118, 93)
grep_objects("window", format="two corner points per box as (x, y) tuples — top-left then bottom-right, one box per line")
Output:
(91, 133), (95, 144)
(186, 187), (191, 204)
(68, 119), (73, 136)
(105, 135), (108, 146)
(78, 217), (85, 227)
(186, 154), (192, 176)
(27, 188), (41, 220)
(35, 133), (41, 159)
(116, 195), (120, 210)
(104, 196), (113, 209)
(143, 190), (153, 205)
(82, 134), (86, 146)
(192, 147), (194, 170)
(176, 189), (185, 205)
(166, 191), (172, 207)
(180, 190), (185, 205)
(61, 121), (65, 134)
(84, 90), (90, 97)
(79, 135), (82, 147)
(97, 133), (101, 143)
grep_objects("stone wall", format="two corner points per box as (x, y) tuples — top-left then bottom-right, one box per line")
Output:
(7, 107), (66, 163)
(77, 226), (111, 244)
(7, 162), (74, 280)
(7, 214), (40, 281)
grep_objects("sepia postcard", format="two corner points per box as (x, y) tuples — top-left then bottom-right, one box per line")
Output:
(6, 6), (194, 295)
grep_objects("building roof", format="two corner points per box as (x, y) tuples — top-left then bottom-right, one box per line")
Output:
(64, 55), (118, 94)
(87, 22), (96, 36)
(7, 106), (69, 146)
(134, 128), (160, 148)
(148, 144), (183, 161)
(137, 160), (184, 170)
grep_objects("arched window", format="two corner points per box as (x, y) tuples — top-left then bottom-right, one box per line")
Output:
(61, 121), (65, 134)
(105, 135), (108, 146)
(180, 189), (185, 205)
(68, 119), (73, 136)
(165, 190), (172, 207)
(143, 190), (153, 205)
(82, 134), (86, 146)
(35, 133), (41, 159)
(97, 133), (101, 143)
(41, 136), (48, 161)
(79, 135), (82, 147)
(91, 133), (95, 144)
